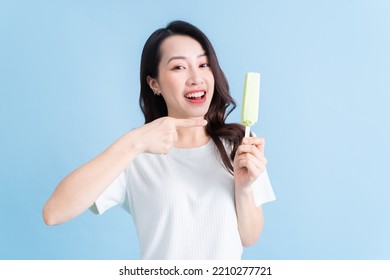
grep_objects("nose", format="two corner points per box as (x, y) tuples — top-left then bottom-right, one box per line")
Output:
(186, 68), (204, 86)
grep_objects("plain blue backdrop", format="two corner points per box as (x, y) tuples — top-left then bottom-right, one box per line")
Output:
(1, 0), (389, 259)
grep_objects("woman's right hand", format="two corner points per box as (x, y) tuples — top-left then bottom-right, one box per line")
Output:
(131, 117), (207, 154)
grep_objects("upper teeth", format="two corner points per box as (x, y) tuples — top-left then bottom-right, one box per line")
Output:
(185, 91), (204, 98)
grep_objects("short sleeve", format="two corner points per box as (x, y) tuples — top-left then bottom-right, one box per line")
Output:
(251, 168), (276, 206)
(89, 169), (131, 215)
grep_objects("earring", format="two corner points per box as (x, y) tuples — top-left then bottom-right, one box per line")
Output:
(153, 90), (160, 96)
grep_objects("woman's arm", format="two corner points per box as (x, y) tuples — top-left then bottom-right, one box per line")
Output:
(235, 188), (264, 247)
(42, 130), (141, 226)
(233, 137), (267, 246)
(42, 117), (207, 226)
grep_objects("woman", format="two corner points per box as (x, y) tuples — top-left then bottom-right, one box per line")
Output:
(43, 20), (275, 259)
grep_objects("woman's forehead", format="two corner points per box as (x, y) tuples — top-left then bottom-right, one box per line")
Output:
(159, 35), (205, 61)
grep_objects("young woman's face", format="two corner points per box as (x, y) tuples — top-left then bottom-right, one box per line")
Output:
(148, 35), (215, 119)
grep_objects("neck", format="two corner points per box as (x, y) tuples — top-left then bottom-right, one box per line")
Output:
(175, 126), (210, 148)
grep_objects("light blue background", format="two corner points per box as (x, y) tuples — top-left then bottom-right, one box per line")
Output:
(1, 0), (389, 260)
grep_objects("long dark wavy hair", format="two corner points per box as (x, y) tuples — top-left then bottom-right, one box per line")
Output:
(139, 20), (245, 173)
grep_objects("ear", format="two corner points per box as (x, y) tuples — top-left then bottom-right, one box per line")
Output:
(146, 76), (161, 94)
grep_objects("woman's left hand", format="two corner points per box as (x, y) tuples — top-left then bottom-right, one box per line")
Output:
(233, 137), (267, 189)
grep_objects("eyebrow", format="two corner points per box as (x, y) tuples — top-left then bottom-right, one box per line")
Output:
(167, 53), (207, 64)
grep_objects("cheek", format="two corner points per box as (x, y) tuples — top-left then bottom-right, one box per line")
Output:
(161, 74), (181, 91)
(206, 70), (215, 83)
(207, 74), (215, 91)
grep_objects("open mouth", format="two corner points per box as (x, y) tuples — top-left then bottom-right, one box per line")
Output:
(184, 91), (206, 100)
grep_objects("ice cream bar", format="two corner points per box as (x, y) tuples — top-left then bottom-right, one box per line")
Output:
(241, 72), (260, 137)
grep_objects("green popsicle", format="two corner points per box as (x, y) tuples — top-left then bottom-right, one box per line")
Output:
(241, 72), (260, 137)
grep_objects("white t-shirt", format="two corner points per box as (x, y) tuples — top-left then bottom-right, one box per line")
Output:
(91, 139), (275, 259)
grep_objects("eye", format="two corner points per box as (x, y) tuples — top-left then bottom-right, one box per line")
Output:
(200, 63), (210, 68)
(172, 65), (186, 70)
